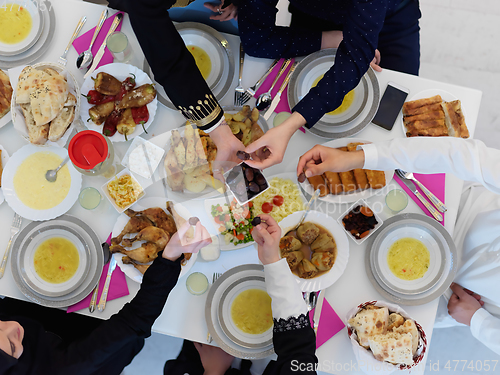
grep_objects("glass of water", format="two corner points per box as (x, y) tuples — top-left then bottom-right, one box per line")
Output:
(106, 31), (133, 63)
(79, 187), (103, 210)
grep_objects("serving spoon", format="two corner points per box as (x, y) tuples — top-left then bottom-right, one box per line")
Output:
(283, 188), (320, 236)
(45, 156), (70, 183)
(255, 59), (291, 111)
(76, 9), (108, 70)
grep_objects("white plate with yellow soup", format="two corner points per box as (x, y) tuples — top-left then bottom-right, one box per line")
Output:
(366, 213), (458, 305)
(205, 264), (275, 359)
(2, 144), (82, 221)
(0, 0), (43, 56)
(20, 228), (90, 297)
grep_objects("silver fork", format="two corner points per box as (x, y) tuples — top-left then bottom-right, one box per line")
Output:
(207, 272), (223, 343)
(0, 214), (22, 278)
(58, 16), (87, 66)
(234, 43), (245, 105)
(239, 58), (280, 106)
(396, 169), (447, 213)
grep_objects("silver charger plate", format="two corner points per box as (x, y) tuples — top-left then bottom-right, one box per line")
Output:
(365, 213), (458, 306)
(143, 22), (235, 110)
(287, 49), (380, 139)
(205, 264), (274, 359)
(11, 215), (104, 308)
(0, 0), (55, 69)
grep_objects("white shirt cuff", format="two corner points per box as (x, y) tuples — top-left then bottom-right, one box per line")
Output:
(360, 144), (379, 170)
(470, 308), (491, 338)
(202, 117), (225, 133)
(264, 259), (309, 320)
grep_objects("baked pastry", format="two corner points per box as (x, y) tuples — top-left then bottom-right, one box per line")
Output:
(0, 69), (13, 120)
(306, 174), (329, 197)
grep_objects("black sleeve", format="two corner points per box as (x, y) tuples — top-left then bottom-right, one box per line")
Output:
(55, 256), (182, 374)
(264, 314), (318, 375)
(108, 0), (224, 131)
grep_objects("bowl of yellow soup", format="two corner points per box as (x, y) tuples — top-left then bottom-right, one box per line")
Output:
(20, 229), (90, 297)
(0, 0), (43, 55)
(1, 144), (82, 221)
(366, 213), (457, 305)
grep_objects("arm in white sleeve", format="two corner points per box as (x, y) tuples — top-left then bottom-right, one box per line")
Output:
(264, 259), (308, 320)
(361, 138), (500, 194)
(470, 308), (500, 355)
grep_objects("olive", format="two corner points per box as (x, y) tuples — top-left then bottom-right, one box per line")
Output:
(237, 150), (251, 161)
(259, 183), (268, 191)
(255, 173), (266, 186)
(189, 217), (200, 225)
(251, 217), (261, 226)
(245, 168), (254, 182)
(298, 172), (306, 183)
(248, 181), (260, 193)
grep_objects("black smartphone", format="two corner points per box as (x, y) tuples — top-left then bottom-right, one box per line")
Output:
(372, 82), (409, 131)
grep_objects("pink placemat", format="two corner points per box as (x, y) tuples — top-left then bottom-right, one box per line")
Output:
(394, 173), (445, 226)
(254, 58), (306, 132)
(67, 234), (129, 313)
(72, 12), (124, 71)
(309, 298), (345, 349)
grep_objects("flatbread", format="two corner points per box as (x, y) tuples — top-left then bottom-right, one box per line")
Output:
(49, 105), (75, 142)
(369, 332), (413, 366)
(16, 66), (48, 104)
(348, 307), (389, 348)
(0, 69), (13, 119)
(393, 319), (419, 355)
(20, 104), (49, 145)
(387, 313), (405, 331)
(30, 73), (68, 125)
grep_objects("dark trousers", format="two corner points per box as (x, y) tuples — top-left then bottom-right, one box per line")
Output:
(289, 0), (421, 75)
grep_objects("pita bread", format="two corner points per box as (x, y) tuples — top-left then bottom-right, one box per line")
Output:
(20, 104), (49, 145)
(48, 105), (75, 142)
(369, 332), (413, 366)
(348, 307), (389, 348)
(65, 93), (77, 107)
(16, 66), (48, 104)
(393, 319), (419, 355)
(387, 313), (405, 331)
(29, 74), (68, 125)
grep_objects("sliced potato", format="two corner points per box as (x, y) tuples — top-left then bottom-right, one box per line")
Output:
(241, 105), (251, 118)
(250, 107), (259, 122)
(224, 113), (233, 121)
(244, 118), (252, 128)
(232, 112), (246, 122)
(229, 121), (240, 134)
(184, 172), (207, 193)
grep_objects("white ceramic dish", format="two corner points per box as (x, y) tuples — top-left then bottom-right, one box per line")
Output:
(0, 145), (10, 205)
(121, 136), (165, 179)
(80, 63), (157, 142)
(299, 138), (394, 204)
(337, 199), (383, 245)
(111, 197), (198, 283)
(0, 0), (42, 55)
(2, 144), (82, 221)
(402, 89), (462, 138)
(10, 62), (81, 147)
(279, 210), (350, 292)
(101, 168), (145, 214)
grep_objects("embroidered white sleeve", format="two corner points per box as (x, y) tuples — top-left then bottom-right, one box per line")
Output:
(470, 308), (500, 355)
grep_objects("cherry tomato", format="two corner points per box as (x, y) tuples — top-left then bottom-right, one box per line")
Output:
(236, 233), (245, 241)
(262, 202), (273, 214)
(273, 195), (284, 206)
(224, 214), (231, 222)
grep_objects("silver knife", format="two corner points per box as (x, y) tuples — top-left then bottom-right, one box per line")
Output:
(83, 13), (123, 79)
(263, 63), (296, 120)
(399, 177), (443, 222)
(97, 255), (117, 312)
(313, 290), (324, 334)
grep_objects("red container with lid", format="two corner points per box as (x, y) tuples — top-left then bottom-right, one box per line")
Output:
(69, 130), (115, 176)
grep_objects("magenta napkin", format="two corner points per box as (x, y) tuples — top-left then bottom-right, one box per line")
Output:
(394, 173), (445, 226)
(72, 12), (124, 71)
(66, 234), (129, 313)
(254, 58), (305, 132)
(308, 298), (345, 349)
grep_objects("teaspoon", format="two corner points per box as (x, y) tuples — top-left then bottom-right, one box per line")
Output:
(45, 156), (70, 183)
(255, 59), (291, 111)
(77, 9), (108, 70)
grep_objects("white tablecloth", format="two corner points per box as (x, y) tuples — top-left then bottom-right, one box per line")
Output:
(0, 0), (482, 374)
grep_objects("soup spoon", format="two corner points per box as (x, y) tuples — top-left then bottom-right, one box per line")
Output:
(255, 59), (291, 111)
(76, 9), (108, 70)
(45, 156), (70, 183)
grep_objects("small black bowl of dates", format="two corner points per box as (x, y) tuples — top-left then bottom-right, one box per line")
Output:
(224, 162), (269, 205)
(338, 199), (383, 244)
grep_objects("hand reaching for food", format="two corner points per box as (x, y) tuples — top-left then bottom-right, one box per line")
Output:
(162, 220), (212, 262)
(296, 144), (365, 179)
(447, 283), (484, 326)
(204, 1), (238, 22)
(251, 214), (281, 265)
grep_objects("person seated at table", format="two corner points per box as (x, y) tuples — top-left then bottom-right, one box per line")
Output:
(205, 0), (421, 170)
(296, 137), (500, 355)
(0, 221), (212, 375)
(106, 0), (244, 164)
(163, 214), (318, 374)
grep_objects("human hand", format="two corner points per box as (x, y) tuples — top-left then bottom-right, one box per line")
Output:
(447, 283), (484, 326)
(244, 112), (305, 170)
(370, 49), (382, 72)
(296, 144), (365, 179)
(210, 122), (245, 184)
(204, 2), (238, 22)
(321, 30), (343, 49)
(194, 342), (234, 375)
(162, 220), (212, 261)
(251, 214), (282, 265)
